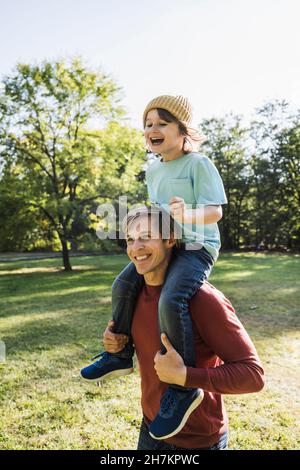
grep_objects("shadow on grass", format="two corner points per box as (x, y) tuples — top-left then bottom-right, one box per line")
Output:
(2, 309), (110, 356)
(0, 257), (129, 314)
(0, 270), (115, 301)
(1, 253), (299, 354)
(3, 295), (298, 358)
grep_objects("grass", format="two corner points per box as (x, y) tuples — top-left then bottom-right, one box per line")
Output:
(0, 252), (299, 450)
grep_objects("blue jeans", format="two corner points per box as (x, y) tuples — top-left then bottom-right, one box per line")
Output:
(137, 418), (228, 450)
(111, 246), (214, 390)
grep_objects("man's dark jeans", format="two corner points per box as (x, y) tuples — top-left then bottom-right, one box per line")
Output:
(111, 246), (213, 390)
(137, 418), (229, 450)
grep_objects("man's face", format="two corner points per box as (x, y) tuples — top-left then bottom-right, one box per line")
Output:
(126, 215), (174, 276)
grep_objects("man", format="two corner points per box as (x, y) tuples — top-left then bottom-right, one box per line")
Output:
(103, 205), (265, 450)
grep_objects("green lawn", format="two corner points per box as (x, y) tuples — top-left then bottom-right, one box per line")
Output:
(0, 252), (299, 450)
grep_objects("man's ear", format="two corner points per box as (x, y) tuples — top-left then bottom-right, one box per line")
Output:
(164, 237), (177, 249)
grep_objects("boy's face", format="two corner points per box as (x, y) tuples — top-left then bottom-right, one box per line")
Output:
(126, 215), (174, 276)
(144, 109), (184, 156)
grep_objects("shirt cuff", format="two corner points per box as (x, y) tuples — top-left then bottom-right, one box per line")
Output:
(185, 366), (211, 389)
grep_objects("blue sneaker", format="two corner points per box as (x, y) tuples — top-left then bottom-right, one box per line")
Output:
(80, 351), (133, 383)
(149, 387), (204, 440)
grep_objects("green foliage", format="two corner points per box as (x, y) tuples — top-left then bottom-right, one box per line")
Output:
(0, 57), (299, 256)
(0, 58), (146, 267)
(201, 114), (250, 249)
(249, 102), (300, 249)
(95, 121), (147, 201)
(200, 101), (300, 251)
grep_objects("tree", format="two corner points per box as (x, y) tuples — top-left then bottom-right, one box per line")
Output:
(200, 115), (250, 249)
(249, 101), (300, 249)
(92, 121), (148, 246)
(272, 122), (300, 249)
(0, 167), (42, 251)
(0, 58), (139, 270)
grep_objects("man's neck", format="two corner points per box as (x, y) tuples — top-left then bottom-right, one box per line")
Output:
(143, 271), (165, 286)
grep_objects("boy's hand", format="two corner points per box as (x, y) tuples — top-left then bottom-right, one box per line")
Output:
(102, 320), (129, 353)
(169, 197), (186, 221)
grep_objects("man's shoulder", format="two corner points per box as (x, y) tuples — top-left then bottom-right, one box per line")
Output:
(194, 281), (224, 299)
(190, 281), (235, 315)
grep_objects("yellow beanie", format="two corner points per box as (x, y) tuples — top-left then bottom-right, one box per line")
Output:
(143, 95), (193, 128)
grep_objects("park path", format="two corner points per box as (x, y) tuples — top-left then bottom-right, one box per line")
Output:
(0, 251), (114, 262)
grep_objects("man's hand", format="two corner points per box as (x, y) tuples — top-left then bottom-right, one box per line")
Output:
(154, 334), (187, 386)
(169, 196), (186, 222)
(102, 320), (129, 354)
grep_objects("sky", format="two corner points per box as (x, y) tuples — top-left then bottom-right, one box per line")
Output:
(0, 0), (299, 129)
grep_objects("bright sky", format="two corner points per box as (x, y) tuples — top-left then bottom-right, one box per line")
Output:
(0, 0), (299, 129)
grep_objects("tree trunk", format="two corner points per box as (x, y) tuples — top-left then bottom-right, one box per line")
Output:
(220, 219), (232, 250)
(70, 239), (78, 251)
(61, 238), (72, 271)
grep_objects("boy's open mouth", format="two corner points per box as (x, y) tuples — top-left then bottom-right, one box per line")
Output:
(150, 137), (164, 146)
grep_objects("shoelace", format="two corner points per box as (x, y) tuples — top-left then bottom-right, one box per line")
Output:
(90, 351), (108, 362)
(160, 390), (178, 415)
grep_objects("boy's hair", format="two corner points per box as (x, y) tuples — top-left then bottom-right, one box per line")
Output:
(155, 108), (206, 154)
(122, 204), (181, 248)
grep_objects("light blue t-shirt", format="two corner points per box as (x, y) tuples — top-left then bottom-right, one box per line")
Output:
(146, 152), (227, 260)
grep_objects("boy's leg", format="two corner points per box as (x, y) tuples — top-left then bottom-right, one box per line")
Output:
(80, 262), (143, 381)
(111, 261), (144, 359)
(158, 246), (214, 376)
(149, 246), (214, 440)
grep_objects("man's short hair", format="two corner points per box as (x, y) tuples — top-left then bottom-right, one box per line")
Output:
(122, 204), (181, 247)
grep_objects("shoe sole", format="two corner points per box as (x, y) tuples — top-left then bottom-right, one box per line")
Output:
(149, 389), (204, 440)
(80, 367), (134, 383)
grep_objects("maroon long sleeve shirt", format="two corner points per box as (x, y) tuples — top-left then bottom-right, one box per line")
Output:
(131, 281), (265, 449)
